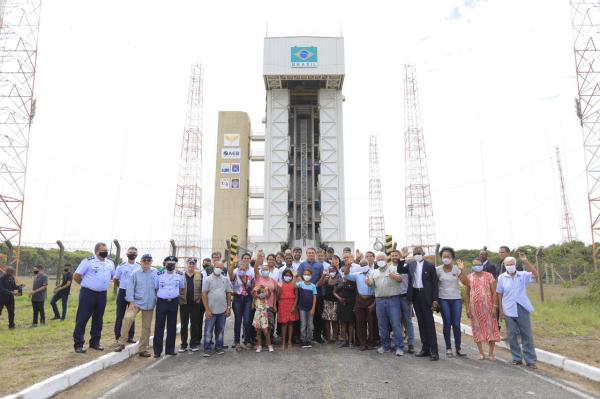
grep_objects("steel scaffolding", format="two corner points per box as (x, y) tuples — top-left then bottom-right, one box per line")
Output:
(368, 135), (385, 250)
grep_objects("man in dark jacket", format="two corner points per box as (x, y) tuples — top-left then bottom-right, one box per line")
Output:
(480, 250), (496, 279)
(407, 246), (440, 361)
(0, 267), (21, 328)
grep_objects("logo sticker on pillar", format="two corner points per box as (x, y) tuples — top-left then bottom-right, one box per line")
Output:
(224, 133), (240, 147)
(220, 163), (231, 174)
(231, 178), (240, 189)
(220, 178), (230, 190)
(231, 163), (240, 174)
(222, 148), (241, 159)
(291, 46), (318, 68)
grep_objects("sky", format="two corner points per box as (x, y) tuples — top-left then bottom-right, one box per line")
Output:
(17, 0), (588, 258)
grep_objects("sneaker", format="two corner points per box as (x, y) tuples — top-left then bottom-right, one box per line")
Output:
(377, 347), (390, 354)
(268, 345), (274, 352)
(446, 349), (454, 358)
(395, 348), (404, 356)
(256, 346), (262, 353)
(178, 346), (188, 353)
(301, 342), (312, 349)
(203, 351), (211, 357)
(216, 348), (225, 355)
(190, 346), (199, 352)
(407, 345), (415, 354)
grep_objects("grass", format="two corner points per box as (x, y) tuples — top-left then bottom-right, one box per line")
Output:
(0, 276), (120, 395)
(460, 283), (600, 367)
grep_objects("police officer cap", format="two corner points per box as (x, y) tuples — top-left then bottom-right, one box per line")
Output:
(164, 255), (178, 264)
(141, 253), (152, 260)
(187, 257), (198, 264)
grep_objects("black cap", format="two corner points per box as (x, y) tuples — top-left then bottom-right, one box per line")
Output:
(187, 257), (197, 264)
(164, 255), (178, 264)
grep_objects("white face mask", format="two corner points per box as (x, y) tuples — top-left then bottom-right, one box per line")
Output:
(303, 275), (311, 282)
(283, 275), (293, 282)
(376, 260), (387, 268)
(213, 268), (223, 276)
(414, 254), (423, 263)
(442, 258), (452, 266)
(506, 265), (517, 274)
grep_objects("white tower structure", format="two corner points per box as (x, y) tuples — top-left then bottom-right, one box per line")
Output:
(171, 63), (203, 262)
(260, 36), (350, 252)
(368, 135), (386, 250)
(555, 146), (578, 242)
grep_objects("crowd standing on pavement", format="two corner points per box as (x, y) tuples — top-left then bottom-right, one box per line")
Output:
(0, 242), (541, 369)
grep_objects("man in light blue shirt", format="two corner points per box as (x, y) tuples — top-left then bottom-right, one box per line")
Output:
(497, 253), (540, 368)
(153, 256), (184, 357)
(72, 242), (115, 353)
(343, 253), (377, 350)
(113, 246), (141, 344)
(114, 253), (157, 357)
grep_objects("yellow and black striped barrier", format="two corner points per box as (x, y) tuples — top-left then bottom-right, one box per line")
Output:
(385, 234), (393, 262)
(229, 235), (239, 265)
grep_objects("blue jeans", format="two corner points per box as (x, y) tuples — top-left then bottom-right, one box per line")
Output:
(50, 291), (69, 320)
(505, 304), (537, 365)
(399, 296), (414, 346)
(232, 295), (253, 344)
(204, 312), (226, 351)
(439, 298), (462, 351)
(375, 296), (404, 350)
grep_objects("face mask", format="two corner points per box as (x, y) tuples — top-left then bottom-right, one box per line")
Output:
(238, 270), (246, 277)
(213, 268), (223, 276)
(283, 275), (293, 282)
(33, 270), (39, 274)
(414, 254), (423, 262)
(63, 268), (69, 272)
(506, 265), (517, 274)
(165, 264), (176, 271)
(472, 265), (483, 273)
(204, 266), (213, 275)
(261, 270), (270, 278)
(442, 258), (452, 266)
(303, 275), (311, 282)
(376, 260), (387, 268)
(98, 251), (109, 259)
(258, 292), (266, 299)
(127, 254), (137, 260)
(329, 271), (337, 277)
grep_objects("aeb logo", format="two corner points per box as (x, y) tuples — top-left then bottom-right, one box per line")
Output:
(291, 46), (318, 68)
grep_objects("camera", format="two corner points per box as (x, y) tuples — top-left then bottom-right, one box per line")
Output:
(16, 284), (24, 295)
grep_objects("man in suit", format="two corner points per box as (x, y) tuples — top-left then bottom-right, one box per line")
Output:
(407, 246), (439, 361)
(480, 250), (496, 279)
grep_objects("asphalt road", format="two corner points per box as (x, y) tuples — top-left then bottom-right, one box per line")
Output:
(97, 323), (596, 399)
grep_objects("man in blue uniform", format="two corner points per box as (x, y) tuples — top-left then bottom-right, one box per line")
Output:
(153, 255), (184, 357)
(113, 246), (140, 343)
(72, 242), (115, 353)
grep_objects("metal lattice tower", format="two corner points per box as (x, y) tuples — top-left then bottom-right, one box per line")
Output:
(570, 0), (600, 267)
(368, 135), (385, 250)
(404, 64), (436, 255)
(0, 0), (41, 272)
(555, 147), (578, 242)
(171, 63), (203, 263)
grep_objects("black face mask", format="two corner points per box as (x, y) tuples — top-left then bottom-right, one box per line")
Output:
(98, 251), (109, 259)
(33, 270), (39, 274)
(165, 264), (176, 271)
(127, 254), (137, 260)
(63, 268), (69, 273)
(204, 266), (214, 275)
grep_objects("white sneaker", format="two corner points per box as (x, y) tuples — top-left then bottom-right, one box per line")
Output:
(377, 347), (390, 354)
(268, 345), (274, 352)
(178, 347), (187, 353)
(256, 346), (262, 353)
(395, 348), (404, 356)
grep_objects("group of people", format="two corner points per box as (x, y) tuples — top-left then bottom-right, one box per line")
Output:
(1, 241), (540, 369)
(0, 263), (73, 329)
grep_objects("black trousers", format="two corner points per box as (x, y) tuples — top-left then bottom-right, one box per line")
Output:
(313, 295), (324, 340)
(115, 288), (134, 341)
(412, 290), (438, 354)
(153, 298), (178, 356)
(32, 300), (45, 324)
(180, 302), (201, 348)
(0, 295), (15, 327)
